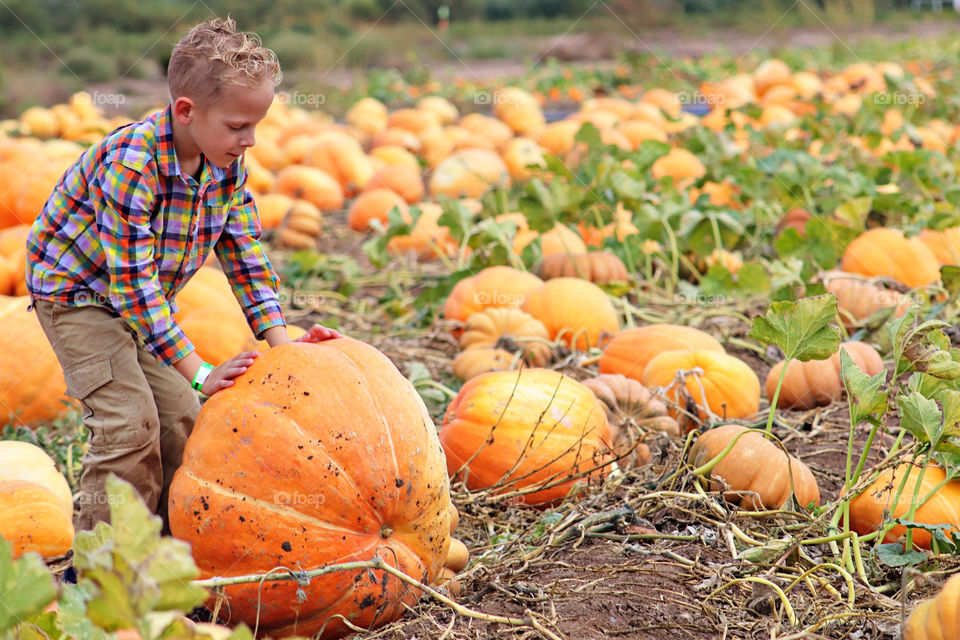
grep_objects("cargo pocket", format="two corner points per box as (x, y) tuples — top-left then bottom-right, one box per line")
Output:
(63, 355), (114, 429)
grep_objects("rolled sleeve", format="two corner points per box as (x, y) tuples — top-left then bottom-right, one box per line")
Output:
(92, 163), (194, 365)
(215, 173), (285, 338)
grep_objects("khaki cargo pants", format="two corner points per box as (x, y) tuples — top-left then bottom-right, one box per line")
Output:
(33, 300), (200, 534)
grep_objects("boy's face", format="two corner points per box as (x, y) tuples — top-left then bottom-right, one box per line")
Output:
(182, 79), (274, 169)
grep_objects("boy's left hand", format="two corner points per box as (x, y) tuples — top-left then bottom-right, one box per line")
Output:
(294, 324), (344, 343)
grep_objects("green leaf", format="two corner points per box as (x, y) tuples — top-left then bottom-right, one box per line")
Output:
(56, 584), (110, 640)
(877, 542), (927, 567)
(0, 538), (58, 634)
(941, 265), (960, 299)
(840, 348), (888, 426)
(833, 196), (872, 229)
(891, 309), (960, 380)
(72, 475), (207, 635)
(936, 389), (960, 437)
(748, 295), (842, 362)
(898, 391), (944, 448)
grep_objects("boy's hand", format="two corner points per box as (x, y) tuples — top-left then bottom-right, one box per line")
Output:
(294, 324), (344, 343)
(202, 350), (260, 396)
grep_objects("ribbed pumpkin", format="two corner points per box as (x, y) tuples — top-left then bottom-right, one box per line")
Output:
(918, 227), (960, 266)
(168, 339), (451, 639)
(535, 252), (629, 285)
(0, 297), (74, 426)
(0, 441), (74, 558)
(459, 308), (551, 367)
(443, 266), (543, 332)
(429, 149), (510, 199)
(824, 270), (910, 329)
(452, 347), (516, 381)
(840, 228), (941, 288)
(765, 341), (884, 410)
(642, 350), (760, 425)
(520, 278), (620, 351)
(904, 573), (960, 639)
(598, 324), (725, 383)
(688, 424), (821, 510)
(848, 463), (960, 550)
(439, 368), (612, 506)
(650, 148), (706, 187)
(513, 224), (588, 258)
(274, 165), (344, 211)
(347, 188), (409, 232)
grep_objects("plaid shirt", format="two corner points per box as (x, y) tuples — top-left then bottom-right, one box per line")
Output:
(27, 106), (285, 366)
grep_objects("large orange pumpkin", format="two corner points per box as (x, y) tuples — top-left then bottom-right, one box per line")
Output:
(168, 339), (451, 639)
(765, 341), (884, 410)
(642, 350), (760, 424)
(520, 278), (620, 350)
(688, 424), (820, 510)
(598, 324), (725, 382)
(848, 463), (960, 550)
(0, 441), (74, 558)
(443, 266), (543, 331)
(347, 188), (409, 232)
(274, 166), (344, 211)
(439, 368), (612, 506)
(840, 228), (941, 288)
(0, 296), (74, 426)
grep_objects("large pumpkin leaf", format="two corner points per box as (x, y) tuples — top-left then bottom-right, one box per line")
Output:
(72, 475), (207, 639)
(0, 538), (58, 634)
(840, 348), (888, 428)
(898, 392), (944, 449)
(748, 294), (842, 363)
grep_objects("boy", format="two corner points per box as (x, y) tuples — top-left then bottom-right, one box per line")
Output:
(26, 18), (340, 539)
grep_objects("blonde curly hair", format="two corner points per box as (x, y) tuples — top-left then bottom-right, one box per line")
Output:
(168, 17), (282, 105)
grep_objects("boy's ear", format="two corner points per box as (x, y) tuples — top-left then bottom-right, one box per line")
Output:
(172, 96), (197, 124)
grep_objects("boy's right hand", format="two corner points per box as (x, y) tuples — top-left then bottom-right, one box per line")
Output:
(201, 350), (260, 396)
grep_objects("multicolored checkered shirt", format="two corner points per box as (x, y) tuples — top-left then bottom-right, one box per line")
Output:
(27, 106), (285, 366)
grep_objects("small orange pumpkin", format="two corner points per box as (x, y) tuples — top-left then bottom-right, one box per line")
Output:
(439, 368), (612, 506)
(535, 252), (629, 285)
(452, 348), (517, 381)
(347, 188), (409, 232)
(824, 270), (911, 329)
(443, 267), (543, 334)
(642, 350), (760, 425)
(520, 278), (620, 351)
(918, 227), (960, 266)
(688, 424), (821, 510)
(459, 308), (551, 367)
(904, 573), (960, 639)
(0, 441), (74, 558)
(840, 228), (941, 288)
(765, 341), (884, 410)
(848, 463), (960, 550)
(598, 324), (725, 382)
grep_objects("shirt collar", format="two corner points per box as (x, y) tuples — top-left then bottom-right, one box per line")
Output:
(155, 105), (229, 185)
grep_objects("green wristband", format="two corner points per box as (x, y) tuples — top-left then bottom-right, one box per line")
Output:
(192, 363), (214, 392)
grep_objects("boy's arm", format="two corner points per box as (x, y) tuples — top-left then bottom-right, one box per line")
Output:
(214, 166), (286, 340)
(93, 163), (195, 366)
